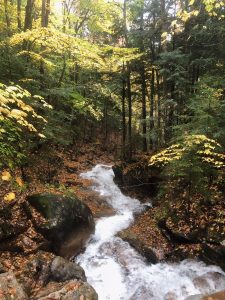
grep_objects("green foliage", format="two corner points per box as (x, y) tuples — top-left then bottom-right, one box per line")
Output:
(149, 135), (225, 170)
(0, 83), (49, 168)
(149, 135), (225, 209)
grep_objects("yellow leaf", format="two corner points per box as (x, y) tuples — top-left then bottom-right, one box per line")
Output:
(1, 171), (11, 181)
(4, 192), (16, 202)
(38, 133), (46, 138)
(15, 177), (23, 187)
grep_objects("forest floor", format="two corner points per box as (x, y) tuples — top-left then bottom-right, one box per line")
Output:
(0, 144), (225, 284)
(0, 142), (116, 281)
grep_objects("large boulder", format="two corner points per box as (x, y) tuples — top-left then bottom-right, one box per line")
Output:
(26, 193), (95, 257)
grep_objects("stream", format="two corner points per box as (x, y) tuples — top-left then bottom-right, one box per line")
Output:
(76, 164), (225, 300)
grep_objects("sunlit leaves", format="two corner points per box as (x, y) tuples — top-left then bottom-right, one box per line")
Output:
(0, 83), (46, 133)
(0, 82), (50, 168)
(9, 27), (139, 74)
(149, 135), (225, 169)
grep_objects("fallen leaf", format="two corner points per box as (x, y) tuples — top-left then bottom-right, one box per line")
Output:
(1, 170), (11, 181)
(4, 192), (16, 202)
(15, 177), (23, 187)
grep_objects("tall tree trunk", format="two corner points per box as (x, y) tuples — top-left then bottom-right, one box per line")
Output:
(4, 0), (11, 32)
(156, 69), (162, 148)
(63, 0), (66, 33)
(127, 68), (132, 160)
(104, 98), (108, 142)
(17, 0), (22, 30)
(141, 62), (147, 152)
(122, 62), (126, 158)
(41, 0), (50, 27)
(24, 0), (35, 31)
(140, 5), (147, 152)
(150, 67), (155, 150)
(123, 0), (132, 160)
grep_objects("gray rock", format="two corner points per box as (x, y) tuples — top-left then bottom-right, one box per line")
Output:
(50, 256), (86, 282)
(200, 244), (225, 272)
(33, 280), (98, 300)
(193, 271), (225, 294)
(26, 193), (95, 256)
(0, 272), (28, 300)
(185, 295), (203, 300)
(118, 231), (160, 263)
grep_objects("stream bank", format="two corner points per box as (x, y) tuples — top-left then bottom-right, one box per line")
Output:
(0, 144), (115, 299)
(1, 145), (225, 299)
(113, 158), (225, 271)
(76, 164), (225, 300)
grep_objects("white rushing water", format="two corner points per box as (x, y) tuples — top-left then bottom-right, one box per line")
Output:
(77, 164), (225, 300)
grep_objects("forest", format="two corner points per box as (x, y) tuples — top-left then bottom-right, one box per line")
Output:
(0, 0), (225, 299)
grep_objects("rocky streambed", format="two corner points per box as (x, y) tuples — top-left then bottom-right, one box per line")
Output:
(76, 164), (225, 300)
(0, 193), (97, 299)
(1, 163), (225, 300)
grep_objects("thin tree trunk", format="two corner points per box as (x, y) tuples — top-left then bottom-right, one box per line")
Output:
(104, 98), (108, 142)
(127, 68), (132, 160)
(140, 5), (147, 152)
(17, 0), (22, 30)
(150, 67), (155, 150)
(156, 69), (162, 148)
(4, 0), (11, 31)
(141, 62), (147, 152)
(24, 0), (35, 31)
(123, 0), (132, 160)
(58, 55), (66, 87)
(41, 0), (50, 27)
(122, 62), (126, 158)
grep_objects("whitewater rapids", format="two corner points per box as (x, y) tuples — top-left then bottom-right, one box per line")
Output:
(76, 164), (225, 300)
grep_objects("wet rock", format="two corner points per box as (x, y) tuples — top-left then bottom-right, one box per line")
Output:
(129, 286), (153, 300)
(26, 193), (95, 256)
(112, 161), (160, 200)
(118, 231), (160, 263)
(158, 219), (209, 244)
(165, 291), (178, 300)
(193, 272), (225, 294)
(200, 244), (225, 272)
(202, 290), (225, 299)
(185, 295), (203, 300)
(94, 207), (115, 218)
(112, 165), (124, 186)
(0, 272), (28, 300)
(50, 256), (86, 282)
(32, 280), (98, 300)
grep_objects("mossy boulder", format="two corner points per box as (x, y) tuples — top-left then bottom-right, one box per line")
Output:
(26, 194), (95, 257)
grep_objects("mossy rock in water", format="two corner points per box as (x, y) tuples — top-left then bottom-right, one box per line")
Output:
(26, 194), (95, 256)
